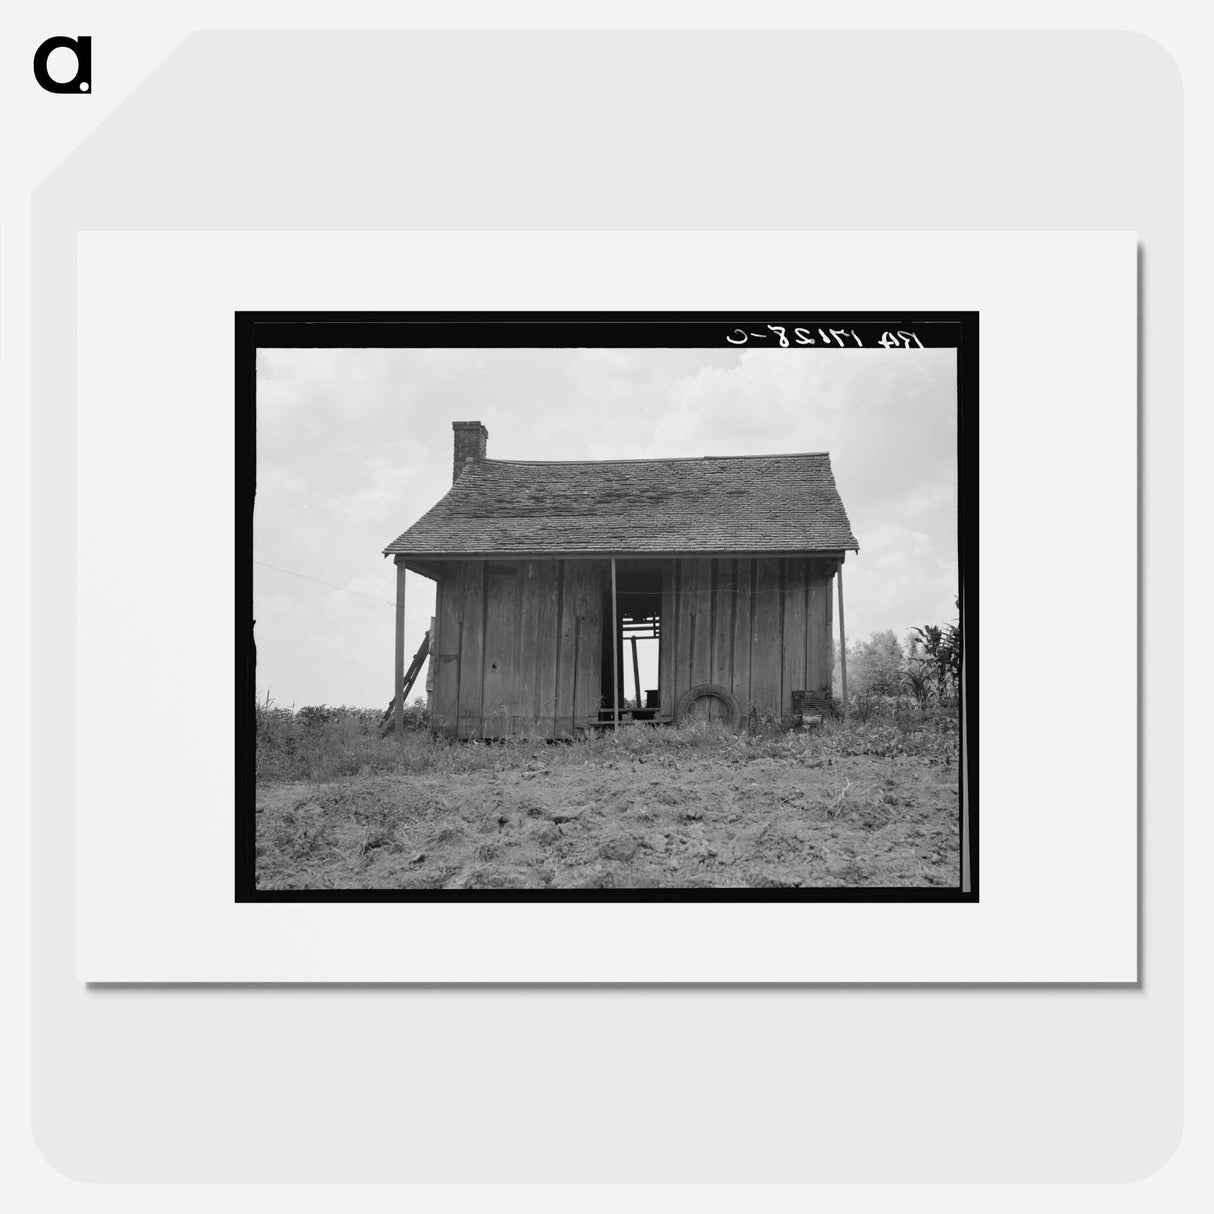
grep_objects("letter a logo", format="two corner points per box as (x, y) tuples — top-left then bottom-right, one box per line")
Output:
(33, 36), (92, 93)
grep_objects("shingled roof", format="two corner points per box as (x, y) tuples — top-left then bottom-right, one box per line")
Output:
(384, 453), (858, 557)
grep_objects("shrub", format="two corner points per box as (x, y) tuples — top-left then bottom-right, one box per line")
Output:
(255, 697), (428, 781)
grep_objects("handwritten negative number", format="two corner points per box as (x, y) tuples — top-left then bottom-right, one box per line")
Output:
(878, 330), (925, 349)
(726, 326), (923, 348)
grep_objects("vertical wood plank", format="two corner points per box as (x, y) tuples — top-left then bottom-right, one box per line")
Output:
(517, 561), (541, 727)
(690, 558), (714, 688)
(824, 559), (835, 698)
(572, 561), (603, 728)
(807, 559), (831, 696)
(481, 563), (521, 736)
(711, 559), (735, 688)
(534, 561), (561, 738)
(782, 558), (808, 715)
(457, 561), (486, 738)
(675, 558), (696, 697)
(710, 559), (735, 723)
(425, 613), (437, 715)
(732, 558), (753, 721)
(555, 560), (579, 735)
(750, 558), (783, 717)
(432, 566), (463, 737)
(659, 562), (676, 716)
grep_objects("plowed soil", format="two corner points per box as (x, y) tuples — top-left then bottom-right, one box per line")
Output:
(256, 739), (962, 890)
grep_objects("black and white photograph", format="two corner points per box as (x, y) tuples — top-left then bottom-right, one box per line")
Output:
(241, 312), (976, 900)
(18, 7), (1192, 1196)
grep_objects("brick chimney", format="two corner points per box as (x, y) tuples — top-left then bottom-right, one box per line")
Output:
(451, 420), (488, 483)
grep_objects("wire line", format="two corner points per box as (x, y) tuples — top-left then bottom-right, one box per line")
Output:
(254, 560), (397, 606)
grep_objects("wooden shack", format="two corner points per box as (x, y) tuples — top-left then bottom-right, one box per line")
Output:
(384, 421), (859, 738)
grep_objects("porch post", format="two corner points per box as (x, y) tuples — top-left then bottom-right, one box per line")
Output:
(610, 558), (620, 732)
(393, 558), (407, 740)
(837, 558), (849, 724)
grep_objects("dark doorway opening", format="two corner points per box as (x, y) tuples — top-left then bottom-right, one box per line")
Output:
(599, 562), (663, 723)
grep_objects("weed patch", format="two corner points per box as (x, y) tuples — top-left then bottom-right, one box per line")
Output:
(255, 704), (963, 891)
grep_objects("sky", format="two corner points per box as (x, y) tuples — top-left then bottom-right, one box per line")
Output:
(253, 346), (958, 710)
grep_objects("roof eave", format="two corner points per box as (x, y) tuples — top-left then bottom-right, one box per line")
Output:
(383, 545), (857, 560)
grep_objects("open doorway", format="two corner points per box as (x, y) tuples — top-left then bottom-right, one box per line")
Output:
(599, 562), (663, 722)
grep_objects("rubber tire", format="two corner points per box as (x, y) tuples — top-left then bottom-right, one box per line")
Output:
(673, 683), (740, 727)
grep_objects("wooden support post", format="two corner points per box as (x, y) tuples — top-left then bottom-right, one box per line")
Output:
(393, 560), (406, 741)
(837, 560), (849, 724)
(611, 558), (620, 732)
(630, 636), (641, 709)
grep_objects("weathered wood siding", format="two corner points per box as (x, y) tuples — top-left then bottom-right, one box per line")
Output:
(429, 555), (837, 735)
(663, 556), (838, 723)
(431, 559), (603, 738)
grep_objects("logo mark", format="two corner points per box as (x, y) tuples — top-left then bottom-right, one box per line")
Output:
(33, 36), (91, 93)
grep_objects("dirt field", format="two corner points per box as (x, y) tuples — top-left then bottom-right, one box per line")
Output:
(255, 720), (962, 891)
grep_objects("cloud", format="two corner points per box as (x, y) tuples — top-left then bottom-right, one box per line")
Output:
(339, 464), (426, 526)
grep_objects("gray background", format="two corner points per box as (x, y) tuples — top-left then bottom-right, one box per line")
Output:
(32, 32), (1180, 1180)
